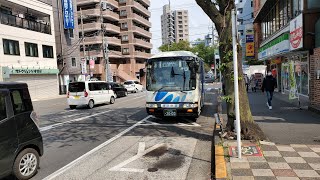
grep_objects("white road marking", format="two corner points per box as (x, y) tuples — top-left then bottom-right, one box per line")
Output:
(40, 110), (112, 132)
(109, 142), (166, 173)
(137, 142), (146, 156)
(43, 115), (153, 180)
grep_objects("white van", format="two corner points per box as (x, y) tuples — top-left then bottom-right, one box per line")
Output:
(123, 80), (143, 93)
(67, 81), (116, 109)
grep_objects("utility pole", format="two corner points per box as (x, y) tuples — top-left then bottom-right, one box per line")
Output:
(232, 9), (241, 159)
(100, 0), (111, 82)
(212, 24), (217, 81)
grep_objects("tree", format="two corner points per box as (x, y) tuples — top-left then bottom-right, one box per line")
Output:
(159, 40), (192, 52)
(195, 0), (264, 140)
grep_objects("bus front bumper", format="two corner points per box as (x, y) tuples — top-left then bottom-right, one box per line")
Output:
(146, 107), (199, 117)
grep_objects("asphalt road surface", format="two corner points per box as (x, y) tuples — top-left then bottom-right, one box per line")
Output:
(3, 84), (219, 180)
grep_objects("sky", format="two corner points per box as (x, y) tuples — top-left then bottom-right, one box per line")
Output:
(150, 0), (212, 54)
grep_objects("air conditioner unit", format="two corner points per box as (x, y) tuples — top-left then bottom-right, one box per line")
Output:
(101, 2), (107, 10)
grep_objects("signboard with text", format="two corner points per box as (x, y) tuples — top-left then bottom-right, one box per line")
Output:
(10, 69), (59, 75)
(62, 0), (74, 29)
(246, 34), (254, 57)
(290, 14), (303, 51)
(258, 33), (290, 60)
(81, 58), (87, 74)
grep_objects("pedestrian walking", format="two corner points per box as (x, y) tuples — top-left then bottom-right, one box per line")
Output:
(244, 74), (249, 92)
(261, 71), (277, 110)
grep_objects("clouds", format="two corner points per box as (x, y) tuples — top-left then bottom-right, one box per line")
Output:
(150, 0), (212, 54)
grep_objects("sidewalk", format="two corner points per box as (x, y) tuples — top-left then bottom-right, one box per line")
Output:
(248, 92), (320, 145)
(219, 140), (320, 180)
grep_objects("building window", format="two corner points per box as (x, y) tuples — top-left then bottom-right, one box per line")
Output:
(251, 1), (253, 7)
(178, 12), (182, 15)
(120, 10), (127, 16)
(121, 23), (128, 29)
(43, 45), (53, 58)
(25, 42), (38, 57)
(251, 13), (254, 18)
(71, 58), (76, 67)
(119, 0), (126, 3)
(179, 34), (183, 37)
(3, 39), (20, 55)
(122, 48), (129, 54)
(69, 29), (74, 38)
(122, 35), (128, 41)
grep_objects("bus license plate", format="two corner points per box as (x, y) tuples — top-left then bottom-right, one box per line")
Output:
(164, 109), (177, 117)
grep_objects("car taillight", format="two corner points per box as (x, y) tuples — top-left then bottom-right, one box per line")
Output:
(30, 111), (40, 128)
(67, 91), (70, 98)
(84, 90), (88, 97)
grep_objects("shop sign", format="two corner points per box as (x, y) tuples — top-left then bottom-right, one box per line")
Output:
(246, 42), (255, 57)
(258, 33), (290, 60)
(62, 0), (74, 29)
(81, 58), (87, 74)
(89, 59), (95, 69)
(290, 14), (303, 50)
(10, 68), (59, 75)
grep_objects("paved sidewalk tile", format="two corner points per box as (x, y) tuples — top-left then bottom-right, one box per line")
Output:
(262, 145), (278, 151)
(247, 156), (267, 162)
(231, 169), (254, 176)
(276, 177), (299, 180)
(260, 141), (276, 146)
(233, 176), (255, 180)
(264, 151), (282, 157)
(298, 152), (320, 157)
(303, 157), (320, 163)
(276, 146), (295, 152)
(250, 162), (270, 169)
(279, 151), (300, 157)
(293, 169), (320, 178)
(272, 169), (296, 177)
(265, 157), (286, 163)
(268, 162), (290, 169)
(309, 163), (320, 170)
(293, 147), (313, 152)
(231, 162), (250, 169)
(284, 157), (307, 163)
(288, 163), (313, 170)
(254, 177), (277, 180)
(231, 157), (249, 163)
(291, 144), (308, 148)
(252, 169), (274, 177)
(310, 147), (320, 153)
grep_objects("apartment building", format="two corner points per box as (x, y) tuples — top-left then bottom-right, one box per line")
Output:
(53, 0), (82, 94)
(77, 0), (152, 83)
(161, 4), (189, 45)
(237, 0), (254, 64)
(0, 0), (59, 99)
(254, 0), (320, 111)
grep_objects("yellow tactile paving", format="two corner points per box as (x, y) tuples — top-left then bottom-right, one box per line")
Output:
(215, 145), (227, 178)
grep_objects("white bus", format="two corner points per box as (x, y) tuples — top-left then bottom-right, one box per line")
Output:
(145, 51), (205, 119)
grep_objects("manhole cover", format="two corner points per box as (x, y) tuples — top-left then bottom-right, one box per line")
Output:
(147, 168), (158, 172)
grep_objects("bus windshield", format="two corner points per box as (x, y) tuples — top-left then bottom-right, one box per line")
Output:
(146, 58), (197, 91)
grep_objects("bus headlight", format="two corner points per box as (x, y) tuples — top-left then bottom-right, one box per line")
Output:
(183, 103), (198, 108)
(146, 104), (158, 108)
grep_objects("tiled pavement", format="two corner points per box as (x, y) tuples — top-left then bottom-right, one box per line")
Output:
(229, 141), (320, 180)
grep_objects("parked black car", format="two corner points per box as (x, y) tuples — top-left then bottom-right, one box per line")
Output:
(0, 82), (43, 180)
(108, 82), (128, 98)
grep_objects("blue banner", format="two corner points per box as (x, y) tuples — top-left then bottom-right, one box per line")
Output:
(62, 0), (74, 29)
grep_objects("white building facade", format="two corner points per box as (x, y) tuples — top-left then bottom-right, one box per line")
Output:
(0, 0), (59, 99)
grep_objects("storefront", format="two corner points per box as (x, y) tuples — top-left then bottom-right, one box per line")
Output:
(1, 67), (60, 99)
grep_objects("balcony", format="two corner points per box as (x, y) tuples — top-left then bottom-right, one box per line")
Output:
(83, 22), (120, 34)
(77, 0), (119, 9)
(134, 51), (151, 59)
(80, 9), (119, 21)
(81, 50), (123, 58)
(128, 1), (151, 17)
(132, 26), (152, 38)
(139, 0), (150, 7)
(84, 36), (121, 46)
(0, 12), (51, 34)
(133, 39), (152, 49)
(132, 14), (151, 28)
(87, 64), (104, 74)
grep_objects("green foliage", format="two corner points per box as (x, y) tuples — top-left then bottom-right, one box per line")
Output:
(246, 58), (264, 65)
(158, 40), (218, 68)
(221, 95), (232, 103)
(159, 40), (192, 52)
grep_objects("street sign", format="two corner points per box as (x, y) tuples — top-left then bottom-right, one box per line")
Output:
(89, 59), (95, 69)
(81, 58), (87, 74)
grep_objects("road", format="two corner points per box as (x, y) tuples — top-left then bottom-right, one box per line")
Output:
(4, 84), (219, 180)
